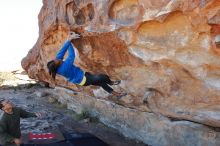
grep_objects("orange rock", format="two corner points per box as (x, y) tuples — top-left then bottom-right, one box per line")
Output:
(22, 0), (220, 129)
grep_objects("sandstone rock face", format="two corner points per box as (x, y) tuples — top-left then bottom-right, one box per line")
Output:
(22, 0), (220, 145)
(54, 87), (220, 146)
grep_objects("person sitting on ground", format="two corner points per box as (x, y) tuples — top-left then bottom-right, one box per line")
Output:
(47, 32), (126, 98)
(0, 99), (41, 146)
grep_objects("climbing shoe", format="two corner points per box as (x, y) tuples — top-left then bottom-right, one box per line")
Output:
(111, 80), (121, 85)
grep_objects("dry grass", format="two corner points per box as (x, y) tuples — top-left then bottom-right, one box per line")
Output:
(0, 72), (16, 85)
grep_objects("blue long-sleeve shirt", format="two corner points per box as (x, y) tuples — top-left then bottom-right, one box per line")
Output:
(56, 40), (84, 84)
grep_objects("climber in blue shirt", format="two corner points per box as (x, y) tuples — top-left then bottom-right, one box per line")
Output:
(47, 32), (126, 98)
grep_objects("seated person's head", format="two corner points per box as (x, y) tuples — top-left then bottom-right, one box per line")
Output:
(0, 99), (13, 113)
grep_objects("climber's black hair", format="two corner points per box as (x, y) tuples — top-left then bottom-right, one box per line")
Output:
(47, 60), (58, 80)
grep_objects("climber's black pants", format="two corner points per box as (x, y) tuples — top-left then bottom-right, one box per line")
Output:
(83, 72), (114, 93)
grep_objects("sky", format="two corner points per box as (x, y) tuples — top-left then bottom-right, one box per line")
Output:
(0, 0), (42, 71)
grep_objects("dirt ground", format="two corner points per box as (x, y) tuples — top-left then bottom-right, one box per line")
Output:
(0, 71), (147, 146)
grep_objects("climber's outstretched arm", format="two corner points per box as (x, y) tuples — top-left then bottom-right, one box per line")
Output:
(56, 40), (72, 60)
(56, 32), (80, 62)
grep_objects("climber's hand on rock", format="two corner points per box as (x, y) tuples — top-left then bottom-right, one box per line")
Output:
(68, 32), (80, 40)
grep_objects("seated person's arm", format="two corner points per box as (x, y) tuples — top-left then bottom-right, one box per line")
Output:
(19, 108), (37, 118)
